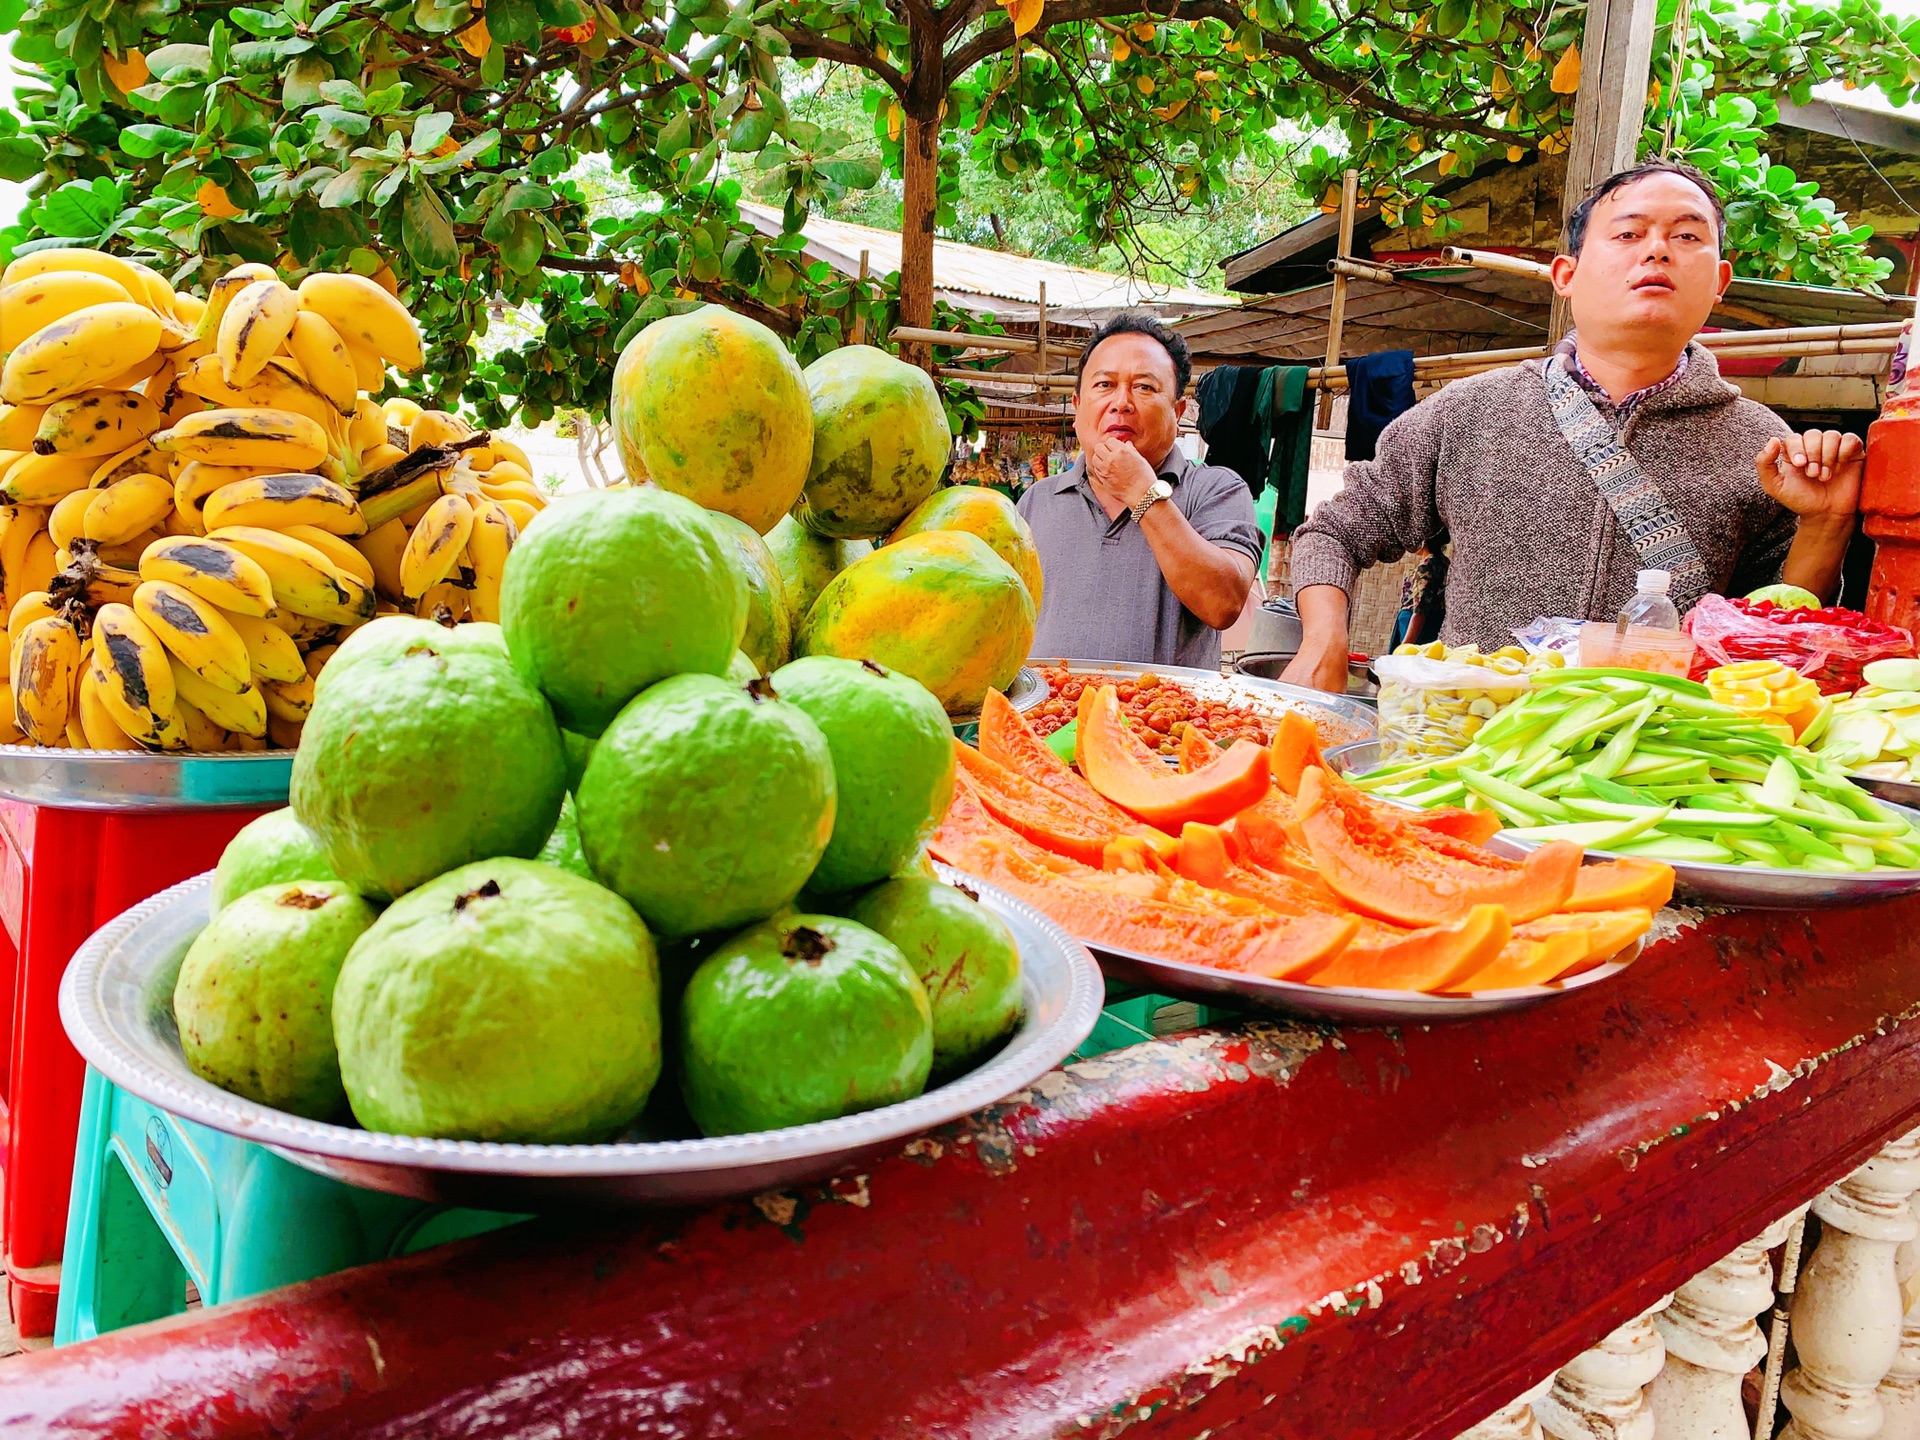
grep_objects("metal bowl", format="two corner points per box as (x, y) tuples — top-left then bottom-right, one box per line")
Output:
(1325, 740), (1920, 910)
(0, 746), (294, 810)
(1234, 651), (1379, 702)
(1031, 658), (1377, 748)
(59, 867), (1104, 1207)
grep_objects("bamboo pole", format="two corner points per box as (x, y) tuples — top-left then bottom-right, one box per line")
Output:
(1438, 245), (1555, 280)
(850, 249), (871, 346)
(1318, 169), (1361, 427)
(1035, 281), (1049, 401)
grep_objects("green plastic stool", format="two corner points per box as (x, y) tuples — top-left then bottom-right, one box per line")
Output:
(54, 1066), (522, 1346)
(1072, 988), (1237, 1060)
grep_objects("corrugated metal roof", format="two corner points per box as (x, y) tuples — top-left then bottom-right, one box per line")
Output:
(737, 202), (1233, 324)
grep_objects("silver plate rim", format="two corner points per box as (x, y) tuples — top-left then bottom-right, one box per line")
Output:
(1028, 657), (1377, 746)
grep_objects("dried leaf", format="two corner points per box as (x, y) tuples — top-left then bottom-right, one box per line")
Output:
(1551, 42), (1580, 93)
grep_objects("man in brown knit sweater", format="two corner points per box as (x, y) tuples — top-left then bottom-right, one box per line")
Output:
(1283, 161), (1866, 692)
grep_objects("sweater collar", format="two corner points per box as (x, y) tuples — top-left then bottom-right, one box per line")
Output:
(1528, 333), (1736, 415)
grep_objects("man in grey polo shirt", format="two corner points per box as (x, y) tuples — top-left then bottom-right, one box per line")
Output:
(1018, 313), (1262, 670)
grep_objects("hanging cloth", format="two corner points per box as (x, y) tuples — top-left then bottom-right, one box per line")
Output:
(1195, 365), (1269, 498)
(1541, 354), (1713, 612)
(1342, 350), (1417, 462)
(1257, 364), (1315, 536)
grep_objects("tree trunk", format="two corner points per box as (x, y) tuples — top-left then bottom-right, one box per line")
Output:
(897, 110), (941, 369)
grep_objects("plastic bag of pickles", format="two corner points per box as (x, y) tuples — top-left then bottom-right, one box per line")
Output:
(1373, 643), (1567, 763)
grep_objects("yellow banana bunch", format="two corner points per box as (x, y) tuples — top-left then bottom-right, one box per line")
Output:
(91, 603), (188, 749)
(223, 611), (306, 684)
(216, 279), (299, 387)
(11, 610), (81, 745)
(139, 535), (277, 617)
(1, 303), (165, 406)
(132, 580), (253, 695)
(153, 408), (330, 470)
(296, 273), (424, 374)
(210, 524), (375, 626)
(32, 390), (165, 458)
(202, 472), (366, 537)
(399, 493), (474, 600)
(466, 497), (516, 623)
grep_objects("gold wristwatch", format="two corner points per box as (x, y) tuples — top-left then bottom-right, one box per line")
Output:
(1129, 478), (1173, 524)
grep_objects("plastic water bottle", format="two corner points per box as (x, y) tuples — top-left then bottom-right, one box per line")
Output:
(1618, 570), (1681, 632)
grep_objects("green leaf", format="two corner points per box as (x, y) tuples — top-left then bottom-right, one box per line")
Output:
(728, 108), (774, 153)
(230, 7), (294, 36)
(412, 111), (455, 152)
(318, 78), (363, 106)
(533, 0), (589, 23)
(282, 54), (332, 108)
(402, 184), (459, 270)
(0, 137), (41, 183)
(371, 164), (407, 206)
(499, 180), (555, 213)
(527, 146), (570, 177)
(486, 0), (540, 46)
(500, 212), (544, 273)
(310, 2), (352, 30)
(365, 84), (408, 116)
(656, 108), (694, 161)
(818, 157), (880, 188)
(312, 105), (371, 135)
(318, 159), (378, 206)
(34, 176), (124, 238)
(119, 123), (194, 158)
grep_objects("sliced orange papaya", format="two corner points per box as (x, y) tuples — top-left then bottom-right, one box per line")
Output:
(1077, 685), (1273, 827)
(1305, 904), (1512, 992)
(1408, 807), (1504, 846)
(1446, 931), (1590, 993)
(1176, 822), (1353, 918)
(1269, 709), (1327, 796)
(978, 689), (1147, 829)
(934, 774), (1089, 876)
(1296, 766), (1581, 926)
(1516, 908), (1652, 979)
(948, 830), (1356, 979)
(952, 742), (1130, 866)
(1564, 858), (1675, 913)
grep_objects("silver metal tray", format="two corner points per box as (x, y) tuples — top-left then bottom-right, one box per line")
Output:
(1089, 936), (1642, 1023)
(1031, 658), (1378, 749)
(1851, 773), (1920, 810)
(1326, 740), (1920, 910)
(59, 866), (1104, 1207)
(0, 746), (294, 810)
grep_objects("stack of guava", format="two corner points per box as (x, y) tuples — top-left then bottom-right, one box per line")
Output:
(178, 459), (1025, 1145)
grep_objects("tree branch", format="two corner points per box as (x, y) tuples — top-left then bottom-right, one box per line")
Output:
(785, 33), (909, 97)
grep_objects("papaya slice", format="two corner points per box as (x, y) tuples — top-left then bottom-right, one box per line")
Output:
(953, 741), (1160, 867)
(1514, 908), (1653, 979)
(1305, 904), (1512, 992)
(1269, 709), (1327, 796)
(948, 830), (1356, 979)
(1564, 858), (1675, 913)
(978, 689), (1148, 830)
(1176, 822), (1353, 918)
(1296, 766), (1581, 926)
(1446, 931), (1591, 993)
(1077, 685), (1273, 827)
(935, 774), (1087, 876)
(1408, 807), (1504, 846)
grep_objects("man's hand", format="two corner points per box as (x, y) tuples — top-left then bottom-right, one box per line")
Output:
(1084, 433), (1159, 517)
(1279, 643), (1352, 693)
(1280, 584), (1354, 694)
(1758, 430), (1865, 523)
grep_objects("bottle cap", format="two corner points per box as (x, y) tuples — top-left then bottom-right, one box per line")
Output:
(1636, 570), (1672, 594)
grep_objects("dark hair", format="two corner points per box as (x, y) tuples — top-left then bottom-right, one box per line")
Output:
(1075, 311), (1193, 397)
(1564, 160), (1725, 257)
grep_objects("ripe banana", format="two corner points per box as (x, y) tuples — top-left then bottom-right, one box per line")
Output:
(172, 694), (235, 751)
(354, 516), (410, 603)
(48, 488), (92, 551)
(92, 603), (186, 748)
(0, 270), (136, 353)
(399, 493), (473, 600)
(282, 525), (376, 587)
(76, 557), (141, 607)
(162, 506), (204, 539)
(261, 671), (314, 723)
(0, 406), (43, 450)
(1, 303), (165, 406)
(170, 658), (266, 738)
(1, 248), (150, 301)
(297, 273), (424, 373)
(2, 452), (95, 505)
(466, 497), (515, 623)
(9, 590), (54, 632)
(304, 642), (338, 680)
(139, 536), (277, 618)
(0, 680), (20, 745)
(173, 293), (207, 327)
(100, 350), (172, 392)
(223, 610), (306, 684)
(152, 408), (329, 470)
(284, 311), (358, 415)
(0, 504), (46, 615)
(192, 263), (278, 343)
(408, 410), (471, 451)
(347, 398), (388, 455)
(215, 279), (299, 387)
(490, 436), (532, 472)
(77, 664), (143, 750)
(414, 580), (471, 622)
(382, 397), (424, 429)
(480, 460), (535, 489)
(479, 477), (547, 509)
(19, 530), (59, 606)
(83, 473), (174, 546)
(497, 497), (539, 532)
(358, 442), (409, 475)
(266, 712), (304, 751)
(12, 612), (81, 745)
(31, 389), (167, 461)
(174, 462), (269, 530)
(176, 356), (342, 436)
(202, 472), (366, 537)
(210, 525), (376, 625)
(343, 339), (386, 395)
(91, 439), (162, 490)
(121, 258), (181, 319)
(133, 579), (252, 694)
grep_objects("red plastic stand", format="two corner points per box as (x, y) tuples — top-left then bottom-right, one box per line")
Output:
(0, 799), (267, 1339)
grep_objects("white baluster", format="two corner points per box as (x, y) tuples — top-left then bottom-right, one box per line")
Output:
(1456, 1377), (1555, 1440)
(1537, 1297), (1672, 1440)
(1875, 1190), (1920, 1440)
(1647, 1209), (1805, 1440)
(1781, 1126), (1920, 1440)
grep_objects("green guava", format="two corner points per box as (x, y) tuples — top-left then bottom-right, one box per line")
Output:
(845, 877), (1023, 1075)
(576, 674), (836, 938)
(561, 729), (596, 792)
(537, 793), (593, 880)
(707, 511), (793, 675)
(332, 858), (661, 1142)
(679, 914), (932, 1135)
(764, 516), (872, 627)
(211, 808), (336, 914)
(1746, 583), (1822, 611)
(725, 649), (760, 683)
(174, 880), (378, 1119)
(291, 631), (567, 901)
(315, 616), (507, 702)
(499, 488), (748, 735)
(770, 656), (955, 895)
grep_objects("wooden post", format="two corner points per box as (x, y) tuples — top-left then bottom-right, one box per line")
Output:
(1318, 168), (1360, 427)
(851, 249), (871, 347)
(1549, 0), (1660, 340)
(1035, 281), (1048, 402)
